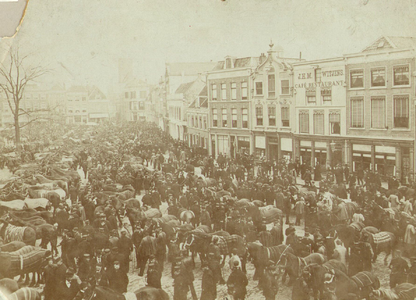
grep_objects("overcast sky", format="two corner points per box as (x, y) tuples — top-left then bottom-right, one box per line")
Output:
(2, 0), (416, 91)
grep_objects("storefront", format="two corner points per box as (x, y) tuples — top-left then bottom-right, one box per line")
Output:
(280, 137), (293, 162)
(255, 136), (266, 158)
(267, 137), (279, 161)
(237, 136), (250, 155)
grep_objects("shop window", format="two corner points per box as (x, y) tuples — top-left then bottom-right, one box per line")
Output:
(212, 108), (218, 127)
(221, 83), (227, 100)
(299, 110), (309, 133)
(350, 69), (364, 88)
(371, 96), (385, 129)
(281, 80), (290, 95)
(268, 74), (275, 98)
(231, 83), (237, 100)
(351, 98), (364, 128)
(306, 88), (316, 103)
(330, 111), (341, 134)
(371, 68), (386, 87)
(268, 106), (276, 126)
(232, 108), (237, 128)
(255, 82), (263, 95)
(393, 65), (410, 86)
(313, 110), (324, 135)
(394, 95), (409, 128)
(241, 82), (248, 100)
(256, 106), (263, 126)
(242, 108), (248, 128)
(321, 88), (332, 102)
(222, 108), (227, 127)
(281, 107), (290, 127)
(212, 84), (217, 101)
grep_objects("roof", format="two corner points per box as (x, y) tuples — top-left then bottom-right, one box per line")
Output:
(362, 36), (416, 52)
(87, 85), (106, 100)
(125, 77), (148, 89)
(213, 57), (260, 71)
(166, 62), (216, 77)
(67, 85), (88, 93)
(175, 81), (194, 94)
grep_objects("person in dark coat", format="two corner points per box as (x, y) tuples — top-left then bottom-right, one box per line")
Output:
(200, 262), (217, 300)
(227, 261), (248, 300)
(146, 259), (162, 289)
(261, 261), (279, 300)
(107, 260), (129, 293)
(118, 229), (133, 273)
(314, 162), (322, 182)
(43, 257), (56, 300)
(389, 250), (409, 288)
(55, 268), (81, 300)
(270, 221), (283, 246)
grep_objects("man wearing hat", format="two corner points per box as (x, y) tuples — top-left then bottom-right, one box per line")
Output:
(227, 260), (248, 300)
(146, 258), (162, 289)
(200, 261), (217, 300)
(43, 256), (56, 300)
(77, 253), (93, 282)
(389, 250), (409, 288)
(56, 268), (81, 300)
(118, 228), (133, 273)
(408, 257), (416, 284)
(261, 260), (279, 300)
(107, 260), (129, 293)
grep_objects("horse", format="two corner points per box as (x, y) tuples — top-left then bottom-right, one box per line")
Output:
(279, 252), (325, 285)
(371, 283), (416, 300)
(247, 243), (294, 283)
(135, 286), (169, 300)
(7, 287), (41, 300)
(304, 259), (347, 300)
(328, 270), (380, 300)
(179, 209), (195, 225)
(0, 278), (19, 293)
(362, 231), (396, 264)
(0, 221), (36, 246)
(89, 286), (136, 300)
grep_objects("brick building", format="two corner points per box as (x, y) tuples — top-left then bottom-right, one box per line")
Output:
(345, 36), (416, 182)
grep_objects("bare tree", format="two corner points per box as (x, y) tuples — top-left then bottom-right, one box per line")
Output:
(0, 47), (48, 153)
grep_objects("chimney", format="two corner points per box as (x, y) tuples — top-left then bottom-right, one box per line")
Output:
(299, 52), (302, 60)
(259, 53), (266, 64)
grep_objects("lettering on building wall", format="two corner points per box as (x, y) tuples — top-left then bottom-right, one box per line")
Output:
(294, 80), (344, 89)
(298, 73), (312, 79)
(322, 70), (343, 77)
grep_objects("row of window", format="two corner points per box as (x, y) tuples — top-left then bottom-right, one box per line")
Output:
(299, 110), (341, 135)
(350, 65), (410, 89)
(255, 77), (290, 97)
(129, 101), (145, 110)
(350, 95), (409, 129)
(125, 91), (147, 99)
(188, 115), (207, 130)
(67, 109), (87, 114)
(212, 107), (290, 128)
(68, 97), (87, 101)
(305, 87), (332, 103)
(169, 107), (182, 120)
(211, 82), (248, 101)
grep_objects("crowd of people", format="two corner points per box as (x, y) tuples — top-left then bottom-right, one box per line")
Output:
(1, 121), (416, 300)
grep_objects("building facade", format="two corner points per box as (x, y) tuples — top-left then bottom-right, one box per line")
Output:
(207, 56), (260, 158)
(251, 46), (301, 161)
(345, 36), (416, 182)
(186, 86), (208, 152)
(121, 78), (149, 122)
(292, 58), (347, 168)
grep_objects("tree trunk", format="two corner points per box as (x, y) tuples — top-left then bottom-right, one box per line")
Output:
(14, 115), (21, 154)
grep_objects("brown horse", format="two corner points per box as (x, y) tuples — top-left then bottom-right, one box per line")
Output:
(330, 270), (380, 300)
(280, 252), (325, 285)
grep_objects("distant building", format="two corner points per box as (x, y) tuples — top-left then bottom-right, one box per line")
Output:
(163, 62), (216, 132)
(186, 86), (208, 151)
(1, 84), (66, 127)
(344, 36), (416, 182)
(167, 76), (206, 141)
(120, 78), (150, 122)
